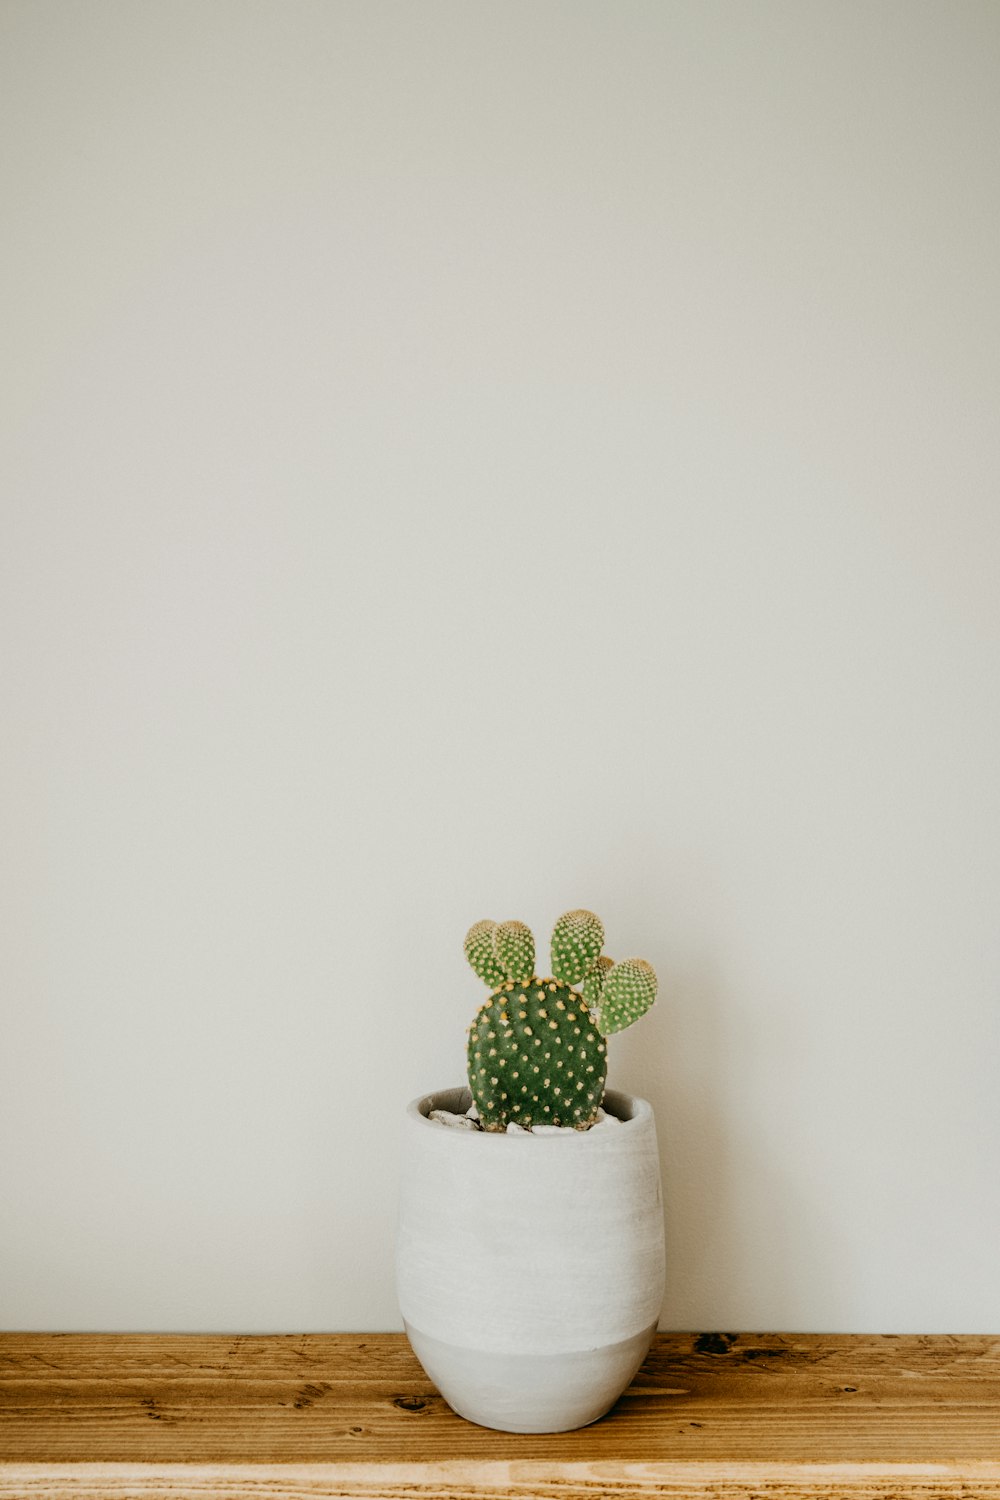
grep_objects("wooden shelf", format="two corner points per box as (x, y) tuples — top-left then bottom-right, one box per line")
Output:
(1, 1332), (998, 1497)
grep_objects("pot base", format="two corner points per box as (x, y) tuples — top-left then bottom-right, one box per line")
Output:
(403, 1320), (657, 1433)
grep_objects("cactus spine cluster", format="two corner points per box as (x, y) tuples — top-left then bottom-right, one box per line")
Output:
(464, 910), (658, 1132)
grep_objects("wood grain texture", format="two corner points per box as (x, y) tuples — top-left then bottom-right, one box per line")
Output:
(2, 1333), (999, 1498)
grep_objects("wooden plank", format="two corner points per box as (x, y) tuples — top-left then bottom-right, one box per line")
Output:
(3, 1461), (1000, 1499)
(1, 1333), (998, 1497)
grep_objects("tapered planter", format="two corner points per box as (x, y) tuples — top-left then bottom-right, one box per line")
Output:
(396, 1086), (665, 1433)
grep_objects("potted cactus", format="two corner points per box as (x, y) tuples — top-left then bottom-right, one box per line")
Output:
(396, 909), (665, 1433)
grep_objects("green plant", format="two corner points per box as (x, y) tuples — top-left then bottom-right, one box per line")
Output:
(463, 910), (658, 1131)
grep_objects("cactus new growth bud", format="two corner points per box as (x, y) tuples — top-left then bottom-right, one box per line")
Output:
(582, 953), (614, 1010)
(493, 920), (536, 984)
(551, 908), (605, 985)
(598, 958), (658, 1035)
(462, 909), (658, 1131)
(464, 919), (506, 989)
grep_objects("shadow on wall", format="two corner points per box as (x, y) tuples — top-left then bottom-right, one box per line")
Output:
(608, 923), (853, 1332)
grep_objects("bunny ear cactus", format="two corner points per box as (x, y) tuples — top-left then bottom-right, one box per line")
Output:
(598, 957), (658, 1034)
(493, 920), (535, 983)
(463, 909), (658, 1132)
(463, 920), (506, 989)
(551, 909), (605, 985)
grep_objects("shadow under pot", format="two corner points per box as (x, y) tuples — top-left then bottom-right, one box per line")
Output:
(396, 1086), (665, 1433)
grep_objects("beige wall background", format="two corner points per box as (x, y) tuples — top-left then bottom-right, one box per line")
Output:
(2, 0), (998, 1333)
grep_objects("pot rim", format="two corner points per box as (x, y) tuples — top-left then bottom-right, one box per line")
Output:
(407, 1085), (653, 1139)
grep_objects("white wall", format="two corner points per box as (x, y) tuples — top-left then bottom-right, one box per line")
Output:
(2, 0), (998, 1334)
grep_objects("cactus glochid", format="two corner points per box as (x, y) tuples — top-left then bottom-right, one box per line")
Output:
(463, 911), (658, 1132)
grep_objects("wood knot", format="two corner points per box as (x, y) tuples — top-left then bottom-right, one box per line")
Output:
(694, 1332), (738, 1356)
(293, 1381), (331, 1409)
(393, 1395), (427, 1412)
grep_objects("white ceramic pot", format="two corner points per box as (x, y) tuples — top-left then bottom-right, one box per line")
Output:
(396, 1086), (665, 1433)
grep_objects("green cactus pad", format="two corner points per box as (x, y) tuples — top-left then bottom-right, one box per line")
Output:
(550, 909), (605, 985)
(467, 977), (608, 1130)
(464, 920), (506, 989)
(582, 953), (614, 1009)
(598, 958), (658, 1035)
(493, 920), (535, 983)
